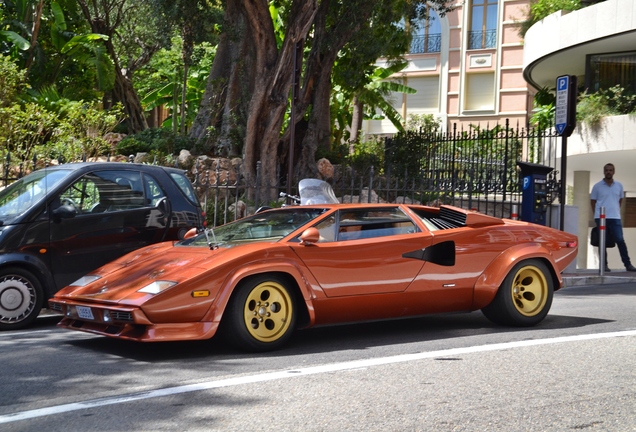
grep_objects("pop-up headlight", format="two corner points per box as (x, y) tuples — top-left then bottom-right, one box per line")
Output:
(70, 275), (101, 287)
(138, 280), (177, 294)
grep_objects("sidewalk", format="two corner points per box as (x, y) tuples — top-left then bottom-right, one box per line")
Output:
(562, 268), (636, 287)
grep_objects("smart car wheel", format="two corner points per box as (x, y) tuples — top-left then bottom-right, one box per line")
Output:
(0, 268), (44, 330)
(481, 259), (553, 327)
(223, 275), (297, 352)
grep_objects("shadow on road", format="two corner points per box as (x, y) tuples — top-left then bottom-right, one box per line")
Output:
(61, 310), (611, 362)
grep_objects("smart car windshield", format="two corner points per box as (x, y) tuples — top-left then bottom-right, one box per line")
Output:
(178, 208), (327, 247)
(0, 169), (73, 225)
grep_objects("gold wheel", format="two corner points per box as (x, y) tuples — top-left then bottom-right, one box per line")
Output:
(509, 265), (549, 317)
(242, 280), (294, 343)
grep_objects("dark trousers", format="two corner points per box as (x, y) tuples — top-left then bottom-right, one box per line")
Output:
(595, 218), (632, 268)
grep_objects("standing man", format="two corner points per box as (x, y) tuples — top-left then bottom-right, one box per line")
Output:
(590, 163), (636, 272)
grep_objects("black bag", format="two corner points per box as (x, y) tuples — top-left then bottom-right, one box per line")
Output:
(591, 227), (615, 248)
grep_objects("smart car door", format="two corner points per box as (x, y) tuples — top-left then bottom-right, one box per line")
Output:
(48, 169), (170, 289)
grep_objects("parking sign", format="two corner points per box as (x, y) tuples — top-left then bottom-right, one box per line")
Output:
(555, 75), (576, 136)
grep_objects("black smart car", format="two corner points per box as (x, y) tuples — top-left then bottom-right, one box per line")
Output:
(0, 162), (205, 330)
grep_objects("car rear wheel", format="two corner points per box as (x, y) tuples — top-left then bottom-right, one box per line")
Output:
(0, 268), (44, 330)
(481, 259), (553, 327)
(223, 275), (297, 352)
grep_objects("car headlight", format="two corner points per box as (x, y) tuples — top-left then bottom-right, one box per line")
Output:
(70, 275), (102, 287)
(138, 280), (177, 294)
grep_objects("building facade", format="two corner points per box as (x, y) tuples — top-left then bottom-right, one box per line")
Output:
(523, 0), (636, 270)
(363, 0), (533, 135)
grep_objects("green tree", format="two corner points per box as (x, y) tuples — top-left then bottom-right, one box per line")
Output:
(148, 0), (222, 134)
(347, 61), (416, 144)
(191, 0), (453, 195)
(75, 0), (168, 133)
(137, 37), (216, 134)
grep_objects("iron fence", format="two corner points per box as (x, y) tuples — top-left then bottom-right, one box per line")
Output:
(192, 120), (563, 226)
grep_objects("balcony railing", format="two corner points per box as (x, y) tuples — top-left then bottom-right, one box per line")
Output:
(468, 29), (497, 50)
(410, 34), (441, 54)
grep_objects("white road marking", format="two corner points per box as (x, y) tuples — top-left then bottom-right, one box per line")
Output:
(2, 329), (636, 424)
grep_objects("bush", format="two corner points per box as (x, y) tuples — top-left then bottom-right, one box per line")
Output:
(577, 86), (636, 127)
(116, 128), (198, 157)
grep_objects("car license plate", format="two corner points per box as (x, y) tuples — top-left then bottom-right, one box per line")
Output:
(76, 306), (94, 320)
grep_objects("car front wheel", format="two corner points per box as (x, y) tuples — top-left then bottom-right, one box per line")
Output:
(222, 275), (297, 352)
(0, 268), (44, 330)
(481, 259), (554, 327)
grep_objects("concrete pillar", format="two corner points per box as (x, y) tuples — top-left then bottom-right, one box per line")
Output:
(573, 170), (591, 269)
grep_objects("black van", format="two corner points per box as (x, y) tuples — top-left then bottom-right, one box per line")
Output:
(0, 162), (205, 330)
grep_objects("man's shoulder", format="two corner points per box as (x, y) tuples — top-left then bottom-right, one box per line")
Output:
(591, 180), (604, 190)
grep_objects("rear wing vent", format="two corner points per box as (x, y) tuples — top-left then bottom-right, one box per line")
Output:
(439, 207), (467, 227)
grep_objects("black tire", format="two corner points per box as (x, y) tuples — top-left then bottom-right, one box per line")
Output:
(481, 259), (554, 327)
(0, 267), (44, 330)
(221, 275), (297, 352)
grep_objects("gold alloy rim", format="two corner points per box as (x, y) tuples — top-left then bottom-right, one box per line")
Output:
(243, 281), (293, 342)
(511, 265), (548, 317)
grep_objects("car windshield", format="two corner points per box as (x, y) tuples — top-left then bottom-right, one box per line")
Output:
(178, 208), (327, 247)
(0, 169), (73, 225)
(169, 172), (200, 206)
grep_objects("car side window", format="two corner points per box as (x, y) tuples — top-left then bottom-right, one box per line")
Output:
(169, 172), (199, 205)
(314, 215), (337, 242)
(59, 170), (161, 215)
(336, 208), (418, 241)
(143, 174), (166, 206)
(58, 176), (101, 214)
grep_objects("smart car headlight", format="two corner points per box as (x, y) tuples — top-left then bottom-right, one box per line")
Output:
(138, 280), (177, 294)
(70, 275), (102, 287)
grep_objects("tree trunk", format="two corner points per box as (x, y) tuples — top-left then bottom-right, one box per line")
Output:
(77, 0), (149, 134)
(191, 0), (317, 201)
(109, 49), (149, 134)
(286, 0), (376, 179)
(349, 95), (364, 150)
(190, 0), (250, 157)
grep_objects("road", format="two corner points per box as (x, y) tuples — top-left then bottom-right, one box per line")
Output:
(1, 283), (635, 431)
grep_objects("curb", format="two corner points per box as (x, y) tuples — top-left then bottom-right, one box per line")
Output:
(563, 272), (636, 287)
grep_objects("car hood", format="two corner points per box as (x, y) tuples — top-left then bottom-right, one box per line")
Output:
(55, 243), (228, 302)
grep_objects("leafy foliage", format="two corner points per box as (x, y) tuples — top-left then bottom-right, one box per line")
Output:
(47, 102), (124, 161)
(517, 0), (581, 38)
(0, 54), (26, 107)
(116, 127), (200, 159)
(577, 86), (636, 127)
(137, 37), (216, 132)
(405, 114), (442, 133)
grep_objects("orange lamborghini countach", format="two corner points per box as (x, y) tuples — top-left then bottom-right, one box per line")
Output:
(50, 180), (578, 352)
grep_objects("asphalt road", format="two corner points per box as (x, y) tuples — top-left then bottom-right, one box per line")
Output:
(1, 283), (635, 431)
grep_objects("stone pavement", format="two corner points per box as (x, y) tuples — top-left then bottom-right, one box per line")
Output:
(563, 268), (636, 287)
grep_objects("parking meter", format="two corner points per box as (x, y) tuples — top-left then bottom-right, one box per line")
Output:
(517, 161), (554, 225)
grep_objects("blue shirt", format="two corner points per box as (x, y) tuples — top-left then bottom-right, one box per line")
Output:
(591, 179), (624, 219)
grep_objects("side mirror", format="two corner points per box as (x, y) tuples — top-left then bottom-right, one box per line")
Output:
(299, 227), (320, 245)
(51, 204), (77, 221)
(184, 227), (198, 239)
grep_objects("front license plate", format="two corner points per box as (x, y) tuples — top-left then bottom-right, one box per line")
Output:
(76, 306), (94, 320)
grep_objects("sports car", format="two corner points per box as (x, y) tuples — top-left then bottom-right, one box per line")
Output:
(50, 180), (578, 352)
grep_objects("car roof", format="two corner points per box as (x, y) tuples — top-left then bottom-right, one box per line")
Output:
(38, 162), (186, 175)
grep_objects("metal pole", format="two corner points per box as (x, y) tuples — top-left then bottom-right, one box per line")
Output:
(560, 135), (567, 231)
(511, 204), (519, 220)
(599, 206), (606, 276)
